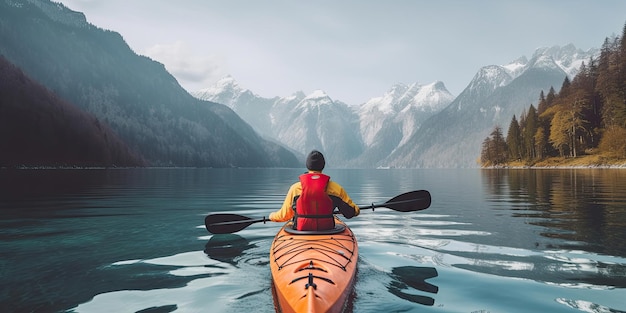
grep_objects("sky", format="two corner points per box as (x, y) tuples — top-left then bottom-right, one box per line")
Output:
(55, 0), (626, 105)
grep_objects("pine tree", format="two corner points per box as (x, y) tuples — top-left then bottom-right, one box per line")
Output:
(538, 90), (548, 115)
(523, 105), (538, 159)
(480, 126), (508, 166)
(506, 115), (522, 161)
(597, 36), (623, 127)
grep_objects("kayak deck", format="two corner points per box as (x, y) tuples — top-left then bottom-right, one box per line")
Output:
(270, 218), (358, 313)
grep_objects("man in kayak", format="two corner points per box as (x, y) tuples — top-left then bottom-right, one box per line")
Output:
(269, 150), (360, 231)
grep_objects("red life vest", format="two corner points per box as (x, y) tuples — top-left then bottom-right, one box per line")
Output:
(293, 173), (335, 231)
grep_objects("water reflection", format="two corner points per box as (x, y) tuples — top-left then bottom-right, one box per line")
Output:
(204, 234), (255, 266)
(388, 266), (439, 306)
(476, 169), (626, 290)
(481, 169), (626, 258)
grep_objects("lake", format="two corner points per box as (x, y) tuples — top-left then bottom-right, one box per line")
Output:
(1, 168), (625, 313)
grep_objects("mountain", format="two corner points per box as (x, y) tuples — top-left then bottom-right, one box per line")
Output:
(353, 81), (454, 166)
(196, 45), (596, 168)
(0, 0), (299, 168)
(193, 76), (277, 137)
(274, 90), (364, 166)
(195, 81), (363, 166)
(383, 45), (599, 168)
(194, 78), (454, 167)
(0, 56), (144, 167)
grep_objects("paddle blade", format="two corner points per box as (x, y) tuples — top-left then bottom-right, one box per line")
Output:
(384, 190), (431, 212)
(205, 213), (259, 234)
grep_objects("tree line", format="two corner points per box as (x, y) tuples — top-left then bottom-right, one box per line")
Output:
(481, 22), (626, 166)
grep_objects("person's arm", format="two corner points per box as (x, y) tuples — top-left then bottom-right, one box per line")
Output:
(269, 183), (299, 222)
(328, 182), (360, 218)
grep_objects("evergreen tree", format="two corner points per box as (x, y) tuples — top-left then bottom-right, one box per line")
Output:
(506, 115), (522, 161)
(597, 36), (624, 127)
(480, 126), (508, 166)
(537, 90), (548, 115)
(518, 107), (528, 159)
(523, 105), (538, 159)
(482, 20), (626, 166)
(546, 87), (557, 108)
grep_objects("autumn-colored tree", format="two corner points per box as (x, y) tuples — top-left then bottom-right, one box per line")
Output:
(482, 21), (626, 166)
(534, 127), (547, 159)
(599, 126), (626, 158)
(549, 110), (570, 157)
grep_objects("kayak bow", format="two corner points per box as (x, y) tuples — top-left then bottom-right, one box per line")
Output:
(270, 217), (357, 313)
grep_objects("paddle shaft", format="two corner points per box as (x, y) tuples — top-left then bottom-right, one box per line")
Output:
(205, 189), (431, 234)
(359, 198), (422, 210)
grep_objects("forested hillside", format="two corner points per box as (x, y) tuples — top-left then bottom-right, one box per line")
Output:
(481, 23), (626, 167)
(0, 56), (145, 167)
(0, 0), (299, 168)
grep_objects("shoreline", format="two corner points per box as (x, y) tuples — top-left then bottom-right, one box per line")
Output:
(484, 155), (626, 169)
(486, 164), (626, 169)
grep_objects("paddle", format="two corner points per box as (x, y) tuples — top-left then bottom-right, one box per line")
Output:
(347, 190), (431, 213)
(204, 190), (431, 234)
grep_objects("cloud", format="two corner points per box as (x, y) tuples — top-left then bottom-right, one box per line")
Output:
(142, 41), (227, 91)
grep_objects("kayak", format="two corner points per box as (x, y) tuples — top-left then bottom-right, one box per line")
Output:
(269, 217), (358, 313)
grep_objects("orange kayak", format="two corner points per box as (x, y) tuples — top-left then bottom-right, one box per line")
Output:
(269, 217), (358, 313)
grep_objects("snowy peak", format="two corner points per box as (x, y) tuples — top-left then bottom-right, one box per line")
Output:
(503, 44), (598, 79)
(303, 89), (333, 103)
(407, 81), (454, 112)
(527, 54), (561, 71)
(502, 56), (528, 78)
(357, 80), (454, 148)
(531, 44), (597, 78)
(467, 44), (598, 97)
(361, 83), (409, 115)
(467, 65), (513, 94)
(361, 81), (453, 115)
(193, 76), (242, 98)
(296, 90), (335, 111)
(192, 75), (260, 108)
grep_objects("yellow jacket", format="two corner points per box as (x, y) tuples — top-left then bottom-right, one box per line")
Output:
(269, 171), (360, 222)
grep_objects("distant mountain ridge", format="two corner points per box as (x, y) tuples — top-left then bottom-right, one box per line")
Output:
(0, 0), (599, 168)
(195, 44), (597, 168)
(194, 78), (454, 167)
(384, 45), (599, 168)
(0, 0), (299, 168)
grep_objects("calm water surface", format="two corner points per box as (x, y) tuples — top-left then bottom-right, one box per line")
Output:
(1, 168), (625, 313)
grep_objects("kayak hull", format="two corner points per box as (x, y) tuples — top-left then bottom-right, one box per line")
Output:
(270, 218), (358, 313)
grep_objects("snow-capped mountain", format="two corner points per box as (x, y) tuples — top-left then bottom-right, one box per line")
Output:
(359, 82), (454, 146)
(194, 81), (364, 165)
(193, 76), (276, 135)
(274, 90), (363, 165)
(193, 78), (452, 167)
(351, 81), (454, 166)
(195, 44), (597, 168)
(383, 44), (599, 168)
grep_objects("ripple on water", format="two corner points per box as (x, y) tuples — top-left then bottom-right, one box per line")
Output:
(71, 233), (276, 313)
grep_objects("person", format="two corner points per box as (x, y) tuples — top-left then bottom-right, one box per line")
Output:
(269, 150), (360, 231)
